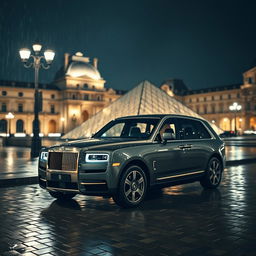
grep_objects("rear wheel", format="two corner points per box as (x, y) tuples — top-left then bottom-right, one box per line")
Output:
(200, 157), (222, 189)
(113, 165), (147, 208)
(49, 191), (76, 200)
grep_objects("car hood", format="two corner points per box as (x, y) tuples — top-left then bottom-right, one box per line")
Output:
(51, 138), (152, 151)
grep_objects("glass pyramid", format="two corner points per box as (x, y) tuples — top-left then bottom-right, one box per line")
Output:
(63, 81), (222, 139)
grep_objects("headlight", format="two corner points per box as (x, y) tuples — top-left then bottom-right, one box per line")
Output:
(85, 153), (109, 163)
(40, 152), (48, 161)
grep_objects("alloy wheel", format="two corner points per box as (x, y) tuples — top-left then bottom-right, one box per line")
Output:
(209, 159), (221, 185)
(124, 170), (145, 203)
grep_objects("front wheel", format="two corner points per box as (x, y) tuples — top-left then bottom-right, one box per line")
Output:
(49, 191), (76, 200)
(200, 157), (223, 189)
(113, 165), (147, 208)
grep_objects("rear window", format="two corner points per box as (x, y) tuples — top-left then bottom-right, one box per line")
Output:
(178, 119), (211, 140)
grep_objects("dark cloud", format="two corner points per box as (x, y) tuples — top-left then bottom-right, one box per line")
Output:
(0, 0), (256, 90)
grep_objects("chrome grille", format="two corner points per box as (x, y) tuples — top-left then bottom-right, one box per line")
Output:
(48, 152), (78, 171)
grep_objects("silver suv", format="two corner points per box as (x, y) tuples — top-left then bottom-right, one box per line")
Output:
(38, 115), (225, 208)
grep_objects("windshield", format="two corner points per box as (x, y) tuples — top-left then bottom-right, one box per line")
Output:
(93, 118), (160, 139)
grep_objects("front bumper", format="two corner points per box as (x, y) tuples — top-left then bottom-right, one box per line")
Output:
(38, 150), (119, 196)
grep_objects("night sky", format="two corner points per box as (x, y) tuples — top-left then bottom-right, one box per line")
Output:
(0, 0), (256, 91)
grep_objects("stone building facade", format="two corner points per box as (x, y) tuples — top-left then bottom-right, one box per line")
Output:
(1, 52), (255, 136)
(0, 52), (123, 136)
(161, 67), (256, 133)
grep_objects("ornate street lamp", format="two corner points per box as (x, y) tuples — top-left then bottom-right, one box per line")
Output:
(5, 112), (14, 136)
(19, 43), (55, 158)
(229, 102), (242, 135)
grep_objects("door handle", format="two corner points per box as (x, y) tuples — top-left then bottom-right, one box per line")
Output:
(179, 144), (192, 150)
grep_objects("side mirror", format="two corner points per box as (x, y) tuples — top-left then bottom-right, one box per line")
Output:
(162, 132), (175, 142)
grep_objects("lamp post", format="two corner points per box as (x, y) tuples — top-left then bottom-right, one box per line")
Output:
(60, 117), (65, 135)
(5, 112), (14, 136)
(229, 102), (242, 135)
(19, 44), (55, 158)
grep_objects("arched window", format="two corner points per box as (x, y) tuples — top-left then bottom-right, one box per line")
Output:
(82, 110), (89, 122)
(0, 119), (7, 133)
(16, 119), (24, 133)
(48, 120), (57, 133)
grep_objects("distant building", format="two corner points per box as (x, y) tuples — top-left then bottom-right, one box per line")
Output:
(161, 66), (256, 133)
(1, 53), (255, 136)
(0, 52), (124, 136)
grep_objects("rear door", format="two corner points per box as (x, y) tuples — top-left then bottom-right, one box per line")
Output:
(176, 118), (213, 172)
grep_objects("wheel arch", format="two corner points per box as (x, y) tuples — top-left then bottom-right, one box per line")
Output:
(119, 158), (152, 187)
(208, 153), (224, 171)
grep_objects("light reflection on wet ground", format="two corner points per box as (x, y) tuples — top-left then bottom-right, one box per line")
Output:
(0, 147), (38, 178)
(0, 163), (255, 255)
(225, 146), (256, 161)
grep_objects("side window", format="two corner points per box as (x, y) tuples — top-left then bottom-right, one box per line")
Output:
(136, 123), (147, 133)
(158, 118), (177, 140)
(178, 119), (211, 140)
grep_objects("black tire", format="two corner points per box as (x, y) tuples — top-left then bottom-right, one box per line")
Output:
(200, 157), (223, 189)
(113, 165), (147, 208)
(49, 191), (76, 200)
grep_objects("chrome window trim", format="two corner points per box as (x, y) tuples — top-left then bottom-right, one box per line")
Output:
(151, 115), (216, 142)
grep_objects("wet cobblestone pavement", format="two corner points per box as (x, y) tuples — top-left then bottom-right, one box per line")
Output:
(0, 164), (256, 256)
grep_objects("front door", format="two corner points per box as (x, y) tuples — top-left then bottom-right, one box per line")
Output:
(152, 118), (185, 180)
